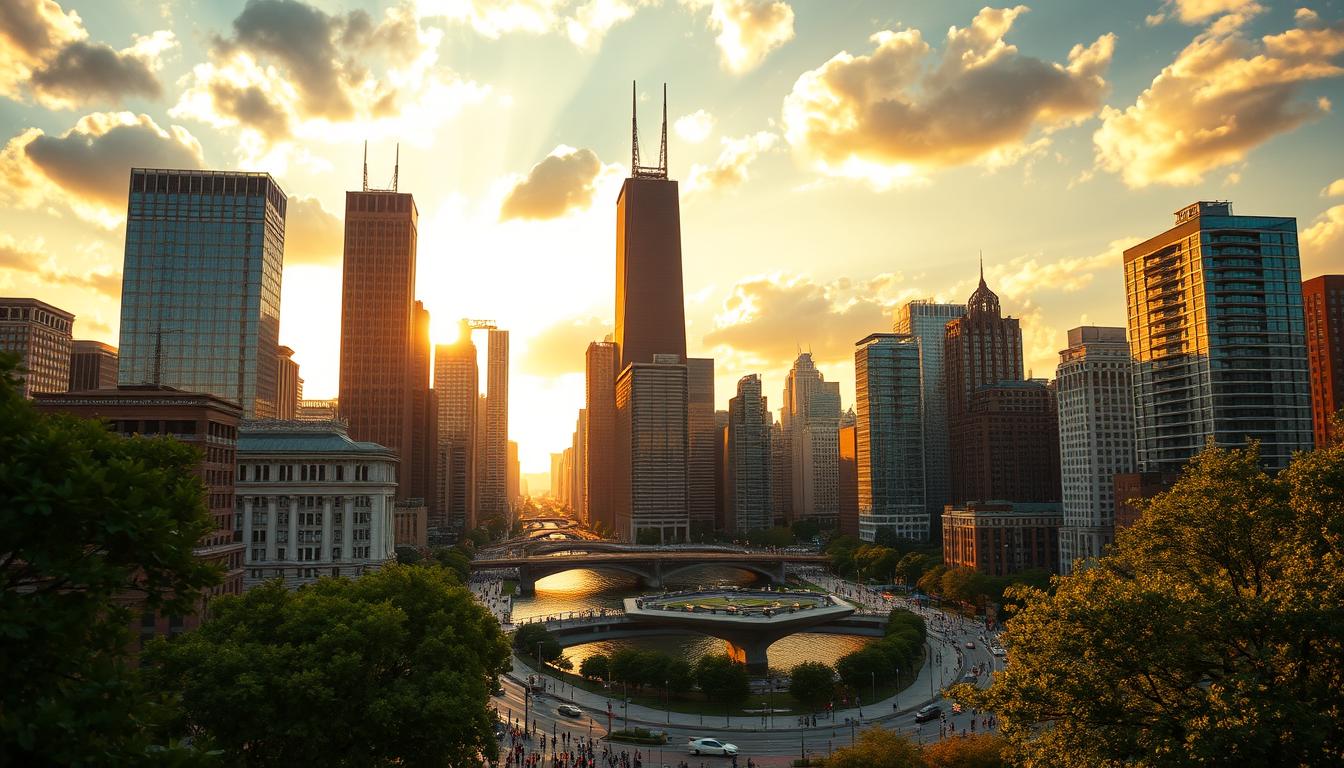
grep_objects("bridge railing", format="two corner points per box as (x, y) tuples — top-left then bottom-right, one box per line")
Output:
(513, 609), (627, 627)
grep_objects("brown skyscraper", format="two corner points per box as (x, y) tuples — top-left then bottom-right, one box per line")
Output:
(338, 164), (420, 503)
(584, 340), (618, 535)
(1304, 275), (1343, 447)
(615, 83), (685, 370)
(410, 301), (436, 508)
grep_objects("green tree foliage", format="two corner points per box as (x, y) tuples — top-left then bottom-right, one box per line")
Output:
(395, 546), (423, 565)
(836, 609), (924, 694)
(916, 564), (948, 595)
(826, 728), (924, 768)
(922, 733), (1008, 767)
(960, 443), (1344, 766)
(693, 654), (750, 704)
(579, 654), (610, 681)
(788, 661), (835, 711)
(513, 623), (562, 664)
(895, 552), (931, 586)
(0, 354), (221, 765)
(144, 565), (510, 767)
(605, 649), (692, 692)
(635, 528), (662, 545)
(790, 518), (821, 543)
(429, 546), (472, 582)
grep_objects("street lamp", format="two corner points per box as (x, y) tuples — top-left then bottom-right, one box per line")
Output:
(665, 679), (670, 724)
(870, 671), (876, 706)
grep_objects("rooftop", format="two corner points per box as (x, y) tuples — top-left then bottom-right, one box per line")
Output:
(238, 419), (396, 457)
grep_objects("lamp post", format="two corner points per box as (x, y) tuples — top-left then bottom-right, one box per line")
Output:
(870, 671), (876, 706)
(665, 679), (670, 724)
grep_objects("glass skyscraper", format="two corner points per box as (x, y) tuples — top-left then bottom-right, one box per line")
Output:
(893, 300), (966, 521)
(1124, 201), (1312, 472)
(855, 333), (926, 543)
(118, 169), (286, 418)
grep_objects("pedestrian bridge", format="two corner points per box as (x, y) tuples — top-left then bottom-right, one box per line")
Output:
(470, 551), (829, 595)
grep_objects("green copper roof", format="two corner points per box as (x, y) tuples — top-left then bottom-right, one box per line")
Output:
(238, 429), (396, 458)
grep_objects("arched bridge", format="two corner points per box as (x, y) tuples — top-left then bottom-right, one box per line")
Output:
(472, 551), (829, 595)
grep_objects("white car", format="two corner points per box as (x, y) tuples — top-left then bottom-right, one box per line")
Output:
(688, 737), (738, 756)
(556, 704), (581, 718)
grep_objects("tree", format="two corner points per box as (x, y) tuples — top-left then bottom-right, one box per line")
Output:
(636, 528), (662, 545)
(513, 623), (562, 664)
(960, 443), (1344, 766)
(693, 654), (749, 704)
(144, 564), (510, 767)
(609, 648), (644, 686)
(826, 728), (924, 768)
(916, 564), (948, 595)
(895, 552), (930, 587)
(788, 661), (834, 711)
(395, 546), (423, 565)
(940, 567), (988, 605)
(791, 518), (821, 543)
(664, 657), (694, 697)
(0, 354), (222, 765)
(580, 654), (610, 681)
(922, 733), (1008, 767)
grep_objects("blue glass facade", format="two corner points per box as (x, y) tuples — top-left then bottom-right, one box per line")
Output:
(855, 333), (926, 543)
(118, 169), (286, 418)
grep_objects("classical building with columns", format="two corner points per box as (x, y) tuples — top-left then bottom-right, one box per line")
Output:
(236, 419), (398, 589)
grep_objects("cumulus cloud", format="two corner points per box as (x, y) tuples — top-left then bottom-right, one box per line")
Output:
(0, 0), (174, 107)
(987, 238), (1134, 302)
(284, 196), (344, 265)
(423, 0), (653, 47)
(674, 109), (716, 143)
(522, 315), (612, 377)
(686, 131), (777, 193)
(0, 233), (120, 297)
(1302, 203), (1344, 277)
(1146, 0), (1263, 26)
(499, 146), (606, 221)
(1322, 177), (1344, 197)
(1, 111), (204, 227)
(683, 0), (795, 73)
(781, 5), (1115, 187)
(1093, 10), (1344, 188)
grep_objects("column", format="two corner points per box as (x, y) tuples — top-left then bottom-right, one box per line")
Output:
(287, 496), (298, 562)
(343, 497), (354, 562)
(369, 496), (382, 561)
(242, 496), (254, 565)
(266, 496), (278, 562)
(320, 497), (333, 563)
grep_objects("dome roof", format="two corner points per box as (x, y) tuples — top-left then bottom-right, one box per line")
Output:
(967, 258), (1001, 319)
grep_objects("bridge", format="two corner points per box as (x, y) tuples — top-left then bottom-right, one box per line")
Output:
(471, 551), (829, 595)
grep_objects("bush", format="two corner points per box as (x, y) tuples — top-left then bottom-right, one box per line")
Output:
(513, 624), (562, 664)
(580, 654), (610, 681)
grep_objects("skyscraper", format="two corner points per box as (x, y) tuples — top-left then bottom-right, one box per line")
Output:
(958, 381), (1061, 504)
(409, 301), (437, 509)
(687, 357), (717, 533)
(615, 355), (689, 543)
(1, 298), (73, 397)
(893, 300), (966, 526)
(615, 83), (685, 371)
(584, 340), (618, 534)
(338, 171), (419, 502)
(726, 374), (772, 532)
(434, 321), (478, 533)
(69, 339), (118, 391)
(572, 410), (588, 521)
(1124, 201), (1312, 472)
(118, 169), (285, 417)
(838, 424), (858, 537)
(770, 417), (790, 526)
(1303, 275), (1343, 447)
(1055, 326), (1135, 574)
(507, 439), (520, 505)
(275, 345), (301, 420)
(784, 353), (841, 528)
(854, 334), (927, 542)
(478, 328), (510, 517)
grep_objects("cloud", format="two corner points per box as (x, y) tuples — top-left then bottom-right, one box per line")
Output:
(1302, 203), (1344, 277)
(986, 238), (1134, 302)
(686, 130), (777, 193)
(702, 272), (918, 367)
(1093, 11), (1344, 188)
(1147, 0), (1263, 26)
(1, 111), (205, 227)
(1323, 178), (1344, 197)
(424, 0), (652, 48)
(0, 0), (174, 107)
(0, 233), (120, 297)
(781, 6), (1115, 187)
(499, 146), (605, 221)
(522, 315), (612, 376)
(683, 0), (795, 73)
(674, 109), (716, 143)
(284, 196), (344, 265)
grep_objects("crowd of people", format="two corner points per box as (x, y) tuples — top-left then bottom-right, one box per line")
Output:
(498, 725), (656, 768)
(470, 572), (514, 626)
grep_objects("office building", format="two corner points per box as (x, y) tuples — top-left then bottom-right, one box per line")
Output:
(784, 353), (841, 528)
(1304, 275), (1343, 447)
(508, 439), (521, 505)
(409, 301), (436, 509)
(615, 84), (685, 371)
(338, 177), (420, 502)
(434, 322), (478, 532)
(942, 502), (1062, 576)
(394, 500), (428, 549)
(770, 418), (790, 525)
(34, 386), (244, 645)
(297, 398), (339, 422)
(1124, 201), (1312, 472)
(838, 424), (858, 537)
(725, 374), (772, 532)
(275, 345), (301, 420)
(118, 169), (285, 418)
(69, 339), (118, 391)
(1113, 471), (1180, 530)
(687, 357), (717, 533)
(1056, 326), (1135, 574)
(956, 381), (1061, 504)
(615, 355), (689, 543)
(0, 298), (73, 397)
(478, 329), (510, 518)
(571, 411), (587, 520)
(235, 419), (397, 589)
(854, 334), (927, 542)
(584, 340), (619, 534)
(714, 409), (729, 531)
(894, 300), (966, 525)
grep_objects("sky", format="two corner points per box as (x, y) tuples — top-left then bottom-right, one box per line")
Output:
(2, 0), (1343, 475)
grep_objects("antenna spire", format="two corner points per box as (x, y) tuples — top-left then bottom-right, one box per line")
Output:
(658, 82), (667, 173)
(979, 250), (985, 283)
(631, 80), (640, 173)
(362, 140), (368, 192)
(392, 143), (399, 192)
(630, 80), (669, 180)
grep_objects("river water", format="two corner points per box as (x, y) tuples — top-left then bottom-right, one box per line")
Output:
(511, 566), (873, 674)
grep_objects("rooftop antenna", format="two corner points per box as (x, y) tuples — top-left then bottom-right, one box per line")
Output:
(392, 143), (399, 192)
(979, 249), (984, 282)
(658, 82), (667, 172)
(362, 140), (369, 192)
(631, 81), (668, 179)
(631, 80), (641, 172)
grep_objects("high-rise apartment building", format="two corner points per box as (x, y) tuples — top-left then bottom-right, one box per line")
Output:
(584, 340), (618, 534)
(687, 357), (716, 533)
(69, 340), (118, 391)
(783, 353), (841, 528)
(615, 84), (685, 371)
(1303, 275), (1343, 447)
(1055, 327), (1135, 574)
(1125, 201), (1312, 472)
(725, 374), (772, 532)
(854, 334), (927, 542)
(119, 169), (286, 417)
(893, 300), (966, 525)
(1, 298), (73, 397)
(338, 184), (419, 501)
(945, 269), (1025, 505)
(275, 345), (301, 420)
(434, 321), (478, 532)
(615, 355), (689, 543)
(478, 329), (510, 517)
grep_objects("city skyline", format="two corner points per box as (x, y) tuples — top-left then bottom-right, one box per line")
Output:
(3, 1), (1344, 471)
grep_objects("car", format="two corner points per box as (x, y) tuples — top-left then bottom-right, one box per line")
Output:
(688, 737), (738, 756)
(961, 672), (977, 683)
(914, 704), (942, 723)
(556, 704), (581, 718)
(965, 641), (975, 649)
(991, 646), (1007, 657)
